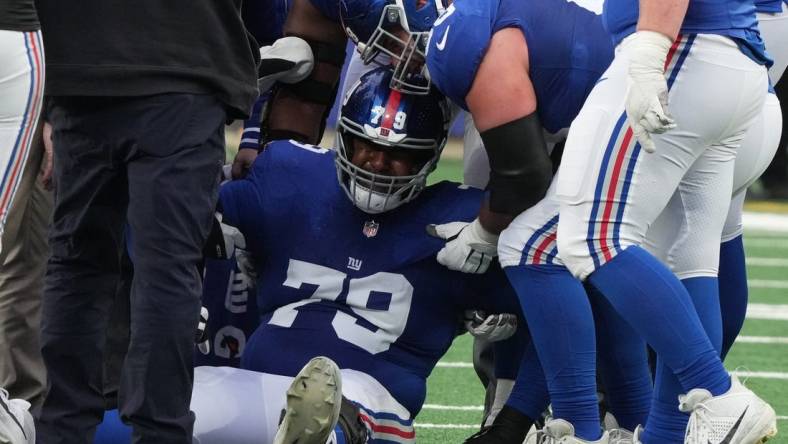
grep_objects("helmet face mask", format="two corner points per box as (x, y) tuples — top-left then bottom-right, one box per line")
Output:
(341, 0), (445, 95)
(335, 68), (449, 214)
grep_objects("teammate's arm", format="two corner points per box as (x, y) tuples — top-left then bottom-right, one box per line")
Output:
(266, 0), (347, 143)
(231, 0), (347, 178)
(466, 27), (552, 234)
(430, 28), (552, 274)
(637, 0), (689, 41)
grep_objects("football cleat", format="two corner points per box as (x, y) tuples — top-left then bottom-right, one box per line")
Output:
(603, 413), (639, 444)
(273, 357), (343, 444)
(530, 419), (609, 444)
(679, 375), (777, 444)
(464, 405), (534, 444)
(607, 427), (635, 444)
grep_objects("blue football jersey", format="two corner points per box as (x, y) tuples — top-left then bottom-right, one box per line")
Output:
(603, 0), (771, 66)
(426, 0), (614, 135)
(218, 140), (522, 415)
(755, 0), (784, 13)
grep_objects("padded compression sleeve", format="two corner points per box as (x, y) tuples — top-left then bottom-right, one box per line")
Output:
(480, 114), (552, 215)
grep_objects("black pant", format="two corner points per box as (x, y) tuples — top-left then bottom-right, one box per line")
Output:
(37, 94), (226, 444)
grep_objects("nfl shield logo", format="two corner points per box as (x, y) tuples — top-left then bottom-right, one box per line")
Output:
(362, 220), (379, 238)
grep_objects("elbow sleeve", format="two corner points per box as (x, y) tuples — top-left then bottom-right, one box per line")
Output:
(480, 113), (552, 215)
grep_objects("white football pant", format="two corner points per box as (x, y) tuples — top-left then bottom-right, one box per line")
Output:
(0, 30), (44, 256)
(190, 366), (415, 444)
(555, 33), (768, 280)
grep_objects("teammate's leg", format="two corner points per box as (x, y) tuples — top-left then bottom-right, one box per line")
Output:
(558, 33), (771, 442)
(587, 284), (651, 433)
(0, 30), (44, 259)
(499, 180), (603, 442)
(719, 192), (749, 360)
(720, 91), (782, 358)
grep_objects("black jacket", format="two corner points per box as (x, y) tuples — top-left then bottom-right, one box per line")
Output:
(35, 0), (260, 118)
(0, 0), (39, 31)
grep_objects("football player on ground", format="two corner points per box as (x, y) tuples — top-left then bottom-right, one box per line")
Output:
(552, 0), (777, 442)
(94, 67), (548, 444)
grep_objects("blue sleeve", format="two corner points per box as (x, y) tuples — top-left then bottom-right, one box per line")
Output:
(238, 93), (269, 151)
(426, 1), (494, 110)
(218, 178), (262, 237)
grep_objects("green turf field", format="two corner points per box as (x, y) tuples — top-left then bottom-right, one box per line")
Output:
(417, 158), (788, 443)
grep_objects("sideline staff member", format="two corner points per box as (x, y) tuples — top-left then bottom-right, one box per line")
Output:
(34, 1), (259, 443)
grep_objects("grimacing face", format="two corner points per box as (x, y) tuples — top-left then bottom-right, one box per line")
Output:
(350, 137), (431, 177)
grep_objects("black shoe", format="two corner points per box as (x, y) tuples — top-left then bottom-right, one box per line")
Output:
(464, 405), (534, 444)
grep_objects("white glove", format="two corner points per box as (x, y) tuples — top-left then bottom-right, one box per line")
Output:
(215, 212), (258, 279)
(621, 30), (676, 153)
(258, 36), (314, 92)
(196, 306), (210, 355)
(464, 310), (518, 342)
(427, 218), (499, 274)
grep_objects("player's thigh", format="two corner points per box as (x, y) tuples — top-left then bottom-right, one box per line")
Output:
(643, 189), (682, 265)
(0, 30), (43, 236)
(758, 10), (788, 83)
(722, 191), (746, 243)
(731, 91), (782, 197)
(661, 146), (737, 278)
(499, 173), (562, 267)
(192, 366), (290, 444)
(557, 35), (767, 279)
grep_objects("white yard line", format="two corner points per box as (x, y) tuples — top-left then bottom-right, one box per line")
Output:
(415, 423), (479, 429)
(749, 279), (788, 289)
(745, 239), (788, 248)
(747, 303), (788, 320)
(436, 361), (473, 368)
(747, 257), (788, 267)
(422, 404), (483, 411)
(730, 370), (788, 380)
(736, 336), (788, 344)
(436, 363), (788, 380)
(743, 212), (788, 233)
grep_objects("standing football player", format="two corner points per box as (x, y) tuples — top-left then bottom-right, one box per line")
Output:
(639, 1), (785, 440)
(554, 0), (777, 443)
(420, 1), (653, 443)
